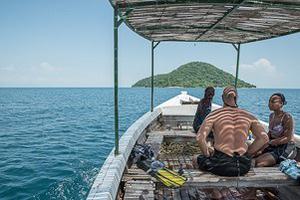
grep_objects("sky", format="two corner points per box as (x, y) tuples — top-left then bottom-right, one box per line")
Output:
(0, 0), (299, 88)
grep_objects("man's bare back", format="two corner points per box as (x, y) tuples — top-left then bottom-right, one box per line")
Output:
(193, 86), (268, 177)
(199, 107), (267, 156)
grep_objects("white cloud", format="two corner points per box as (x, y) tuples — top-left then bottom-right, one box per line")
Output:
(237, 58), (283, 88)
(241, 58), (276, 72)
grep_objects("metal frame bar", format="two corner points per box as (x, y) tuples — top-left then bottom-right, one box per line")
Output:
(137, 25), (271, 36)
(145, 39), (234, 44)
(113, 7), (124, 156)
(108, 1), (152, 42)
(153, 42), (160, 49)
(232, 43), (241, 88)
(151, 41), (154, 112)
(117, 9), (133, 27)
(141, 30), (300, 44)
(113, 7), (119, 155)
(151, 41), (160, 112)
(232, 43), (238, 51)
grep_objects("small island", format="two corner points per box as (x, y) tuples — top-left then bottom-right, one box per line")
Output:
(132, 61), (255, 88)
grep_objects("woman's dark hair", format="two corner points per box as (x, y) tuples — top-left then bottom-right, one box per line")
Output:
(270, 93), (287, 105)
(205, 86), (215, 94)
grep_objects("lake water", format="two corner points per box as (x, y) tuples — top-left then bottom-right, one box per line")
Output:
(0, 88), (299, 200)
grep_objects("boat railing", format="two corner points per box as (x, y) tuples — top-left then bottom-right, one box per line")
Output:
(87, 108), (162, 200)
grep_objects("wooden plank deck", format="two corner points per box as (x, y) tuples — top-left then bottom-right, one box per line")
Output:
(123, 180), (155, 200)
(122, 129), (299, 199)
(157, 186), (282, 200)
(122, 166), (155, 200)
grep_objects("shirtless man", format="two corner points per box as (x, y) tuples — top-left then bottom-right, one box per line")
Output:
(193, 86), (269, 177)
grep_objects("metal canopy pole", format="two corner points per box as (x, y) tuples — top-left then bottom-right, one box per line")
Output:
(233, 43), (241, 88)
(151, 41), (154, 112)
(114, 7), (119, 155)
(113, 6), (132, 155)
(151, 41), (160, 112)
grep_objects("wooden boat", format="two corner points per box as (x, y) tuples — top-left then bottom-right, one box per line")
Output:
(87, 0), (300, 199)
(87, 91), (300, 200)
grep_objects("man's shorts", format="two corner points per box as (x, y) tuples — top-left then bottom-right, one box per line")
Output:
(197, 150), (252, 177)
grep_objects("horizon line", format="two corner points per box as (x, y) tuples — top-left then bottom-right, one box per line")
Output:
(1, 86), (300, 89)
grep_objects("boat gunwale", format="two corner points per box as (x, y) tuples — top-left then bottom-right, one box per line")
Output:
(87, 107), (162, 200)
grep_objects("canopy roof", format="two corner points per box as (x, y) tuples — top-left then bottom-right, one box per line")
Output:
(110, 0), (300, 43)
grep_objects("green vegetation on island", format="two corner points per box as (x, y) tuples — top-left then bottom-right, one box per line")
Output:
(132, 62), (255, 88)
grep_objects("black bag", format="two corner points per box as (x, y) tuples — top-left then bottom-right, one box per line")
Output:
(130, 144), (154, 163)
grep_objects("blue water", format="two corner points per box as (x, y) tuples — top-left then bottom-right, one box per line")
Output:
(0, 88), (299, 200)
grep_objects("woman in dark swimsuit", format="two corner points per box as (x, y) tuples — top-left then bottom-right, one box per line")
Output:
(192, 87), (215, 133)
(255, 93), (296, 167)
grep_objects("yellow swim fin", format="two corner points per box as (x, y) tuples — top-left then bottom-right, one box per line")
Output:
(136, 159), (187, 188)
(154, 168), (187, 188)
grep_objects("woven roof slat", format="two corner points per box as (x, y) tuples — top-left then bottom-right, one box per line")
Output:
(112, 0), (300, 8)
(111, 0), (300, 43)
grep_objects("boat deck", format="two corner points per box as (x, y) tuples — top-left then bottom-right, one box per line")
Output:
(121, 129), (298, 200)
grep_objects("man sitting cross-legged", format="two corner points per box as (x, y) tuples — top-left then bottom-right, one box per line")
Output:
(193, 86), (269, 177)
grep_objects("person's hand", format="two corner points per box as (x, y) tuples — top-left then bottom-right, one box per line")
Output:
(208, 146), (215, 156)
(253, 150), (262, 157)
(203, 147), (214, 157)
(269, 140), (277, 146)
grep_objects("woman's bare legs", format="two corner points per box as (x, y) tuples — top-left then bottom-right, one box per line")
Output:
(255, 153), (276, 167)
